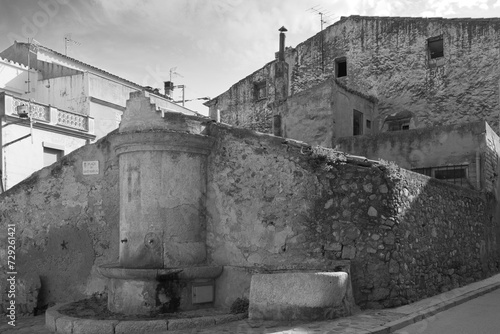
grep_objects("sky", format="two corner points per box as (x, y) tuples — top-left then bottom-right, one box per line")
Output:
(1, 0), (500, 114)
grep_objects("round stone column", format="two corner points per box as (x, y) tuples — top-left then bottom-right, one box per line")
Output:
(99, 92), (220, 315)
(113, 130), (213, 269)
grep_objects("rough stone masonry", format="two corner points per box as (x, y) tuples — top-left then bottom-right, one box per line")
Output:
(0, 98), (499, 314)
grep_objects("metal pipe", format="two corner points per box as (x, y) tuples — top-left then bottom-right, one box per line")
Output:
(476, 151), (481, 190)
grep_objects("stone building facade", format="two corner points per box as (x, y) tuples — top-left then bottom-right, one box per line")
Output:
(207, 16), (500, 136)
(0, 93), (498, 315)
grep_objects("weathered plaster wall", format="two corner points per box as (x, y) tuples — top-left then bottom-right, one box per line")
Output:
(88, 73), (137, 108)
(211, 16), (500, 132)
(484, 122), (500, 196)
(206, 123), (499, 308)
(0, 134), (119, 313)
(333, 122), (490, 190)
(37, 74), (89, 115)
(208, 61), (288, 133)
(284, 16), (500, 130)
(282, 78), (377, 147)
(1, 124), (89, 190)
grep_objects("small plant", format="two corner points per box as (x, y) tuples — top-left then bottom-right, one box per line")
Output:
(230, 297), (249, 315)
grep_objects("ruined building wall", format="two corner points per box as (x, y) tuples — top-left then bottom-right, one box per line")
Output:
(211, 16), (500, 135)
(209, 61), (288, 133)
(280, 77), (378, 147)
(206, 123), (499, 308)
(285, 16), (500, 130)
(0, 135), (119, 313)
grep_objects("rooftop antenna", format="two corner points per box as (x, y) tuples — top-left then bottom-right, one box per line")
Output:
(308, 6), (334, 31)
(169, 67), (183, 82)
(64, 34), (81, 56)
(169, 67), (185, 105)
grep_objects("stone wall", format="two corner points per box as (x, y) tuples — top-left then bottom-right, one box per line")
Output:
(0, 119), (499, 313)
(280, 78), (377, 147)
(206, 123), (499, 308)
(286, 16), (500, 131)
(334, 122), (494, 191)
(210, 16), (500, 133)
(0, 134), (119, 314)
(207, 60), (288, 133)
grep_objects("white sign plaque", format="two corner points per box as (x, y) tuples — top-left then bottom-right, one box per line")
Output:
(83, 161), (99, 175)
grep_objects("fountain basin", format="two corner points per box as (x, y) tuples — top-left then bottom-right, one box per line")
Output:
(98, 264), (223, 315)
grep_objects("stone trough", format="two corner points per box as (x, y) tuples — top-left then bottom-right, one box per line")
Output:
(249, 271), (353, 321)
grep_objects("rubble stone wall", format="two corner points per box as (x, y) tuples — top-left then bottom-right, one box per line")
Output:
(207, 124), (499, 308)
(0, 122), (498, 313)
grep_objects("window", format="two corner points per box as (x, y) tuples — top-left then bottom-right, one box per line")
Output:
(412, 165), (469, 187)
(434, 166), (467, 181)
(388, 120), (410, 131)
(336, 57), (347, 78)
(428, 36), (443, 59)
(412, 167), (432, 177)
(384, 111), (413, 132)
(366, 120), (372, 129)
(254, 81), (267, 100)
(43, 147), (63, 167)
(353, 110), (363, 136)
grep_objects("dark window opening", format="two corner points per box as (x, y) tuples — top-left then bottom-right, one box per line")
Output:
(388, 120), (410, 132)
(434, 166), (466, 180)
(428, 36), (443, 59)
(412, 165), (469, 187)
(273, 114), (282, 137)
(254, 81), (267, 100)
(353, 110), (363, 136)
(336, 58), (347, 77)
(366, 119), (372, 129)
(412, 167), (432, 177)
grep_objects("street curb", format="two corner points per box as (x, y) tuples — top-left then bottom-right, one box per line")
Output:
(370, 278), (500, 333)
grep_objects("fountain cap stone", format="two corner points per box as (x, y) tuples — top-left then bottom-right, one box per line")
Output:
(119, 90), (211, 135)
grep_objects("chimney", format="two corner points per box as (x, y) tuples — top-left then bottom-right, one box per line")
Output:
(164, 81), (174, 97)
(278, 26), (287, 61)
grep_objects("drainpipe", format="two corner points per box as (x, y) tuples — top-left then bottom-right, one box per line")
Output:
(476, 151), (481, 190)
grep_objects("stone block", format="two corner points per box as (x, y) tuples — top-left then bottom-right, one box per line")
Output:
(115, 320), (168, 334)
(168, 316), (216, 330)
(213, 313), (247, 325)
(55, 315), (78, 334)
(73, 319), (118, 334)
(249, 272), (353, 321)
(45, 305), (63, 332)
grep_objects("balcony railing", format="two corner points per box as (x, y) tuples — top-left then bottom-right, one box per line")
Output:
(12, 98), (50, 122)
(3, 94), (94, 134)
(57, 109), (88, 131)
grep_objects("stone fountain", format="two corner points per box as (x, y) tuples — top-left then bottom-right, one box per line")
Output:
(98, 91), (222, 315)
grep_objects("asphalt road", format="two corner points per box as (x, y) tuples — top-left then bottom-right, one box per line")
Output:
(394, 288), (500, 334)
